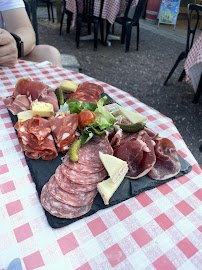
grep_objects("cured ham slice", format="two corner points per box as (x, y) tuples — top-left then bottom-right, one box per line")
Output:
(49, 113), (78, 153)
(4, 95), (31, 115)
(147, 138), (181, 180)
(41, 183), (93, 219)
(114, 130), (156, 179)
(3, 78), (58, 115)
(15, 116), (58, 160)
(66, 82), (104, 103)
(55, 165), (97, 193)
(48, 175), (97, 207)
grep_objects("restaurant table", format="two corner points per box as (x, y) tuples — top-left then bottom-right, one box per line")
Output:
(0, 60), (202, 270)
(66, 0), (138, 44)
(184, 33), (202, 103)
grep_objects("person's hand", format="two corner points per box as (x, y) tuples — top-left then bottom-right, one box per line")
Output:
(0, 29), (18, 67)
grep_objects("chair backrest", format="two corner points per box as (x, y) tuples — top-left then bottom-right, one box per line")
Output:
(76, 0), (103, 19)
(186, 4), (202, 54)
(123, 0), (148, 24)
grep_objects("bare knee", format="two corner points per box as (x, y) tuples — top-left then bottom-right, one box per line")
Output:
(22, 44), (62, 67)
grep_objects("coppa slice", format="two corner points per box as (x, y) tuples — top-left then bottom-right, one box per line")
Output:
(41, 183), (93, 219)
(148, 137), (181, 180)
(61, 164), (107, 185)
(55, 165), (97, 193)
(77, 135), (113, 168)
(48, 175), (97, 207)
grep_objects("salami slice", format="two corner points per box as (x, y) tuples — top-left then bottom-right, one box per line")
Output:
(41, 184), (92, 219)
(77, 82), (104, 95)
(55, 165), (97, 193)
(61, 164), (107, 184)
(62, 154), (104, 173)
(49, 113), (78, 153)
(48, 175), (97, 207)
(78, 135), (113, 167)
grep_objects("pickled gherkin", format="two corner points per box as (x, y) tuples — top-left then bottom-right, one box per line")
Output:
(116, 122), (146, 133)
(55, 88), (64, 106)
(69, 139), (81, 162)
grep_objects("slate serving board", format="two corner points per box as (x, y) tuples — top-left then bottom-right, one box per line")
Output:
(9, 95), (192, 229)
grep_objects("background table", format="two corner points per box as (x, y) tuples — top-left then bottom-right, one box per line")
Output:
(0, 60), (202, 270)
(184, 33), (202, 93)
(66, 0), (139, 27)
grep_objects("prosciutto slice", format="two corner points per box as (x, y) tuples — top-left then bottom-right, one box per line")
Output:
(3, 78), (58, 115)
(147, 137), (181, 180)
(114, 130), (156, 179)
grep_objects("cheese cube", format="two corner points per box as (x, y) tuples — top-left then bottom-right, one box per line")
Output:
(117, 105), (147, 124)
(60, 80), (78, 93)
(32, 100), (54, 118)
(17, 110), (33, 123)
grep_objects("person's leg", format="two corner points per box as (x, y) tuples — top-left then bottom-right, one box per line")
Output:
(21, 45), (62, 67)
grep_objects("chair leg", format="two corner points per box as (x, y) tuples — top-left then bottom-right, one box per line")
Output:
(50, 2), (54, 23)
(178, 69), (186, 82)
(76, 17), (82, 49)
(93, 19), (99, 51)
(121, 26), (126, 44)
(136, 22), (139, 51)
(59, 10), (65, 35)
(47, 2), (51, 21)
(125, 23), (132, 53)
(192, 74), (202, 103)
(100, 19), (104, 44)
(104, 21), (111, 45)
(163, 52), (186, 85)
(88, 23), (91, 35)
(66, 11), (73, 33)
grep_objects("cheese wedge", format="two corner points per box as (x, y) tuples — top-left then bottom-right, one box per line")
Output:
(99, 152), (128, 183)
(32, 100), (54, 118)
(60, 80), (78, 93)
(17, 110), (33, 123)
(97, 171), (127, 205)
(117, 105), (147, 124)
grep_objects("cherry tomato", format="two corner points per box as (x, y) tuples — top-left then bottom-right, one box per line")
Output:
(78, 110), (96, 128)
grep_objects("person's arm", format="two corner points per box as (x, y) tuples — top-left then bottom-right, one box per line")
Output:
(2, 7), (36, 56)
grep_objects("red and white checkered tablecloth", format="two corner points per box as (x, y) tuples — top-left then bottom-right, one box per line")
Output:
(184, 33), (202, 91)
(0, 60), (202, 270)
(66, 0), (138, 27)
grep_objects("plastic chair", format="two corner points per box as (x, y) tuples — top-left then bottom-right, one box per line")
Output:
(113, 0), (148, 52)
(163, 4), (202, 86)
(75, 0), (104, 51)
(38, 0), (54, 23)
(59, 0), (73, 35)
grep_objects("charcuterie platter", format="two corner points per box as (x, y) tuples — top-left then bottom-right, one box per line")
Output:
(5, 78), (192, 229)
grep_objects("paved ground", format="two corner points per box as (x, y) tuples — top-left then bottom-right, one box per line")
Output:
(36, 13), (202, 168)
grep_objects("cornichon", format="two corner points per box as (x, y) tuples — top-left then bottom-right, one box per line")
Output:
(69, 139), (81, 162)
(55, 88), (64, 106)
(116, 122), (146, 133)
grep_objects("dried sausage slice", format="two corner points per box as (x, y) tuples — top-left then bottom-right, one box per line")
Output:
(61, 164), (107, 184)
(49, 113), (78, 153)
(55, 165), (97, 193)
(41, 183), (92, 219)
(77, 135), (113, 167)
(48, 175), (97, 207)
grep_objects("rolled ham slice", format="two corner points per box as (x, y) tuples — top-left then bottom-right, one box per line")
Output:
(147, 137), (181, 180)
